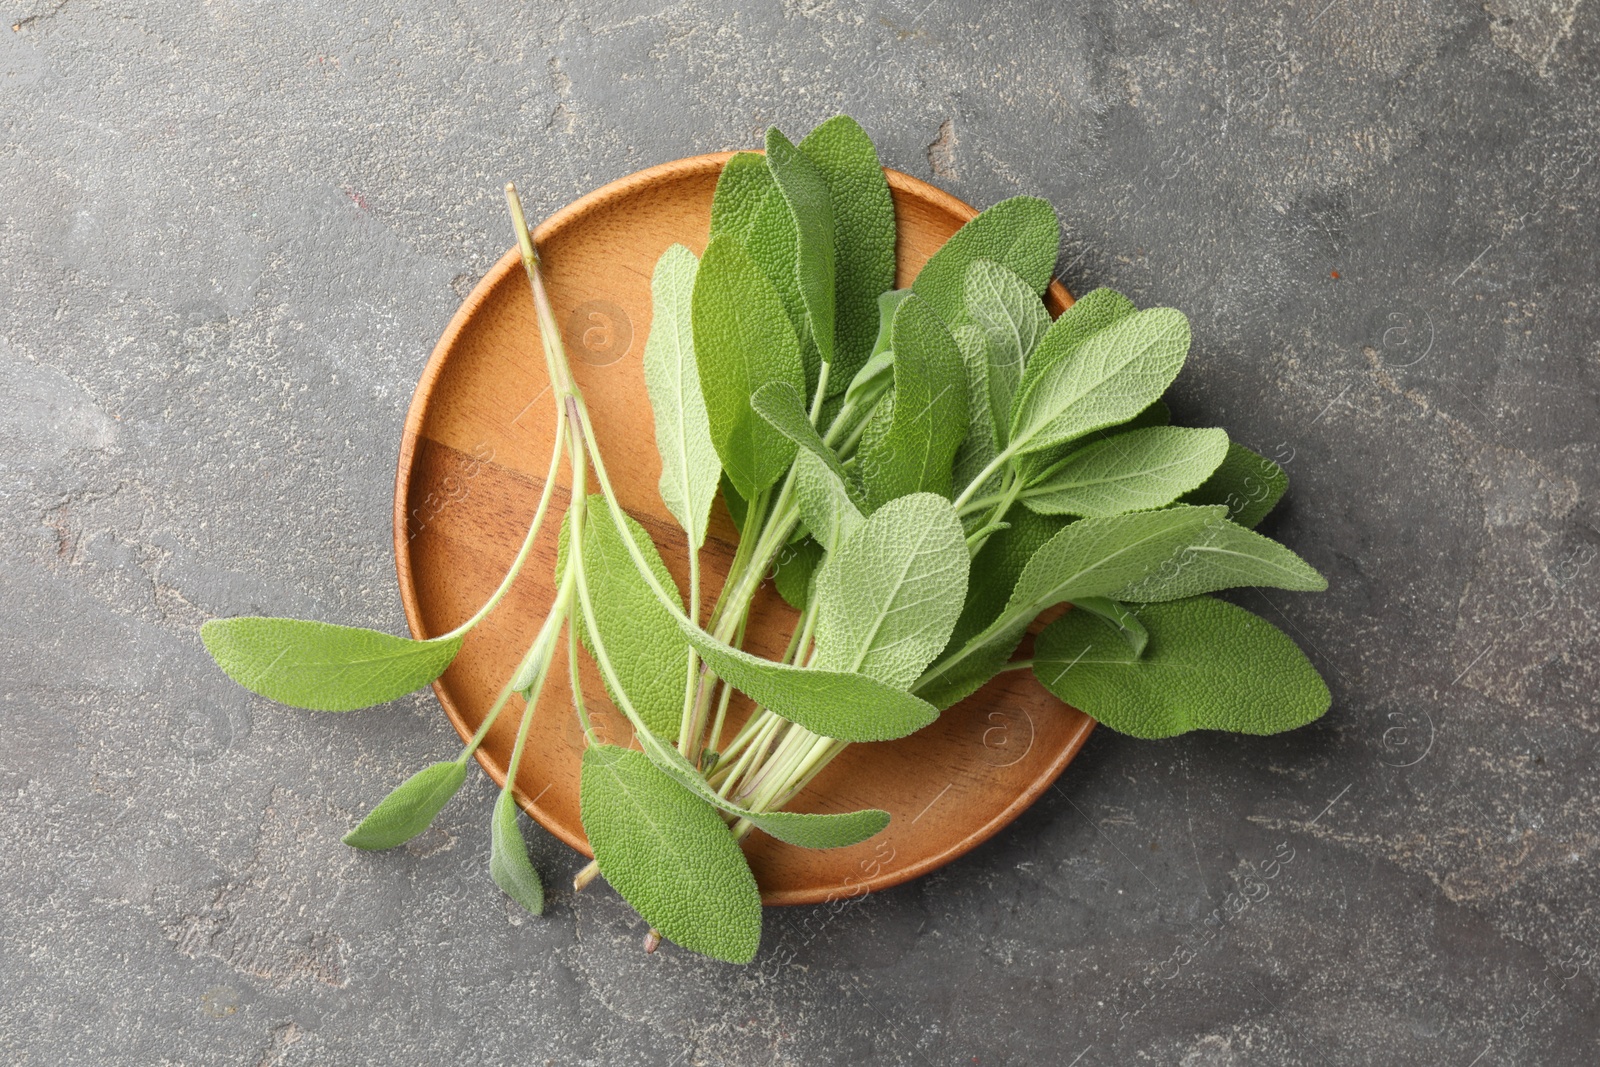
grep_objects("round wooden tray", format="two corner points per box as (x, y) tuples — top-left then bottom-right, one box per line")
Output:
(394, 153), (1095, 906)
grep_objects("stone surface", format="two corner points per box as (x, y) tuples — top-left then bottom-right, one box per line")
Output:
(3, 1), (1598, 1064)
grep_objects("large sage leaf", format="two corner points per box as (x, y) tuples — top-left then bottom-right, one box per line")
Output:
(799, 115), (895, 392)
(1113, 514), (1326, 603)
(1179, 441), (1288, 528)
(579, 745), (762, 964)
(812, 492), (970, 690)
(911, 196), (1059, 329)
(490, 789), (544, 916)
(560, 501), (687, 739)
(343, 760), (466, 850)
(965, 258), (1051, 445)
(766, 127), (836, 374)
(855, 292), (969, 509)
(643, 243), (720, 549)
(691, 235), (806, 498)
(1034, 596), (1330, 738)
(1009, 305), (1190, 458)
(200, 617), (462, 712)
(1022, 426), (1229, 518)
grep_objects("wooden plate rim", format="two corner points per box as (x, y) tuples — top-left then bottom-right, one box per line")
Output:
(392, 152), (1092, 906)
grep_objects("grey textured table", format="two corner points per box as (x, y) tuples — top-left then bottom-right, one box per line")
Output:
(3, 2), (1597, 1064)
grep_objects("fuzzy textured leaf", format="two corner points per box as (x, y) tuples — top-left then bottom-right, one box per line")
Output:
(766, 127), (837, 373)
(490, 790), (544, 916)
(343, 761), (466, 850)
(1113, 514), (1326, 603)
(1069, 596), (1149, 656)
(1009, 305), (1190, 458)
(1033, 596), (1330, 738)
(751, 380), (864, 552)
(774, 535), (826, 611)
(801, 116), (896, 392)
(911, 196), (1058, 329)
(1022, 426), (1229, 517)
(692, 235), (806, 498)
(560, 500), (687, 739)
(1179, 442), (1289, 528)
(643, 243), (720, 548)
(201, 617), (461, 712)
(965, 258), (1050, 445)
(580, 745), (762, 963)
(855, 292), (969, 509)
(813, 493), (970, 690)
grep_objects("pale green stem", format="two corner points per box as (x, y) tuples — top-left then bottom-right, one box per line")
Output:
(952, 444), (1019, 511)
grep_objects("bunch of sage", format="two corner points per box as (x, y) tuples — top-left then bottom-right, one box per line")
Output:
(201, 115), (1329, 964)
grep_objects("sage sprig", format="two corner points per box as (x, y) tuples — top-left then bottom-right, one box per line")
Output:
(200, 115), (1332, 964)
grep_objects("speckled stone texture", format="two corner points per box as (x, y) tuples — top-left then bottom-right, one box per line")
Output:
(2, 1), (1597, 1064)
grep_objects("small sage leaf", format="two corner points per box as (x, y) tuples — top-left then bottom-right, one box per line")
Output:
(813, 492), (970, 690)
(751, 380), (864, 552)
(343, 760), (467, 850)
(490, 789), (544, 916)
(200, 617), (462, 712)
(774, 535), (826, 611)
(1034, 596), (1330, 738)
(643, 243), (720, 549)
(1179, 441), (1289, 529)
(855, 292), (969, 509)
(579, 744), (762, 964)
(964, 258), (1051, 445)
(1021, 426), (1229, 518)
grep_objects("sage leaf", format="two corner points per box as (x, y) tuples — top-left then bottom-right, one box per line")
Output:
(559, 501), (688, 739)
(490, 789), (544, 916)
(855, 292), (969, 509)
(774, 535), (826, 611)
(643, 243), (720, 549)
(750, 380), (864, 552)
(343, 760), (467, 850)
(1012, 287), (1136, 402)
(1021, 426), (1229, 518)
(869, 289), (912, 360)
(766, 127), (837, 373)
(678, 618), (939, 742)
(1008, 305), (1190, 458)
(720, 472), (748, 530)
(1033, 596), (1330, 738)
(1113, 514), (1326, 603)
(1069, 596), (1149, 656)
(813, 493), (970, 690)
(951, 322), (1001, 504)
(579, 744), (762, 964)
(799, 115), (895, 392)
(691, 235), (806, 498)
(1179, 441), (1289, 528)
(911, 196), (1059, 329)
(965, 258), (1051, 445)
(200, 617), (462, 712)
(745, 807), (891, 849)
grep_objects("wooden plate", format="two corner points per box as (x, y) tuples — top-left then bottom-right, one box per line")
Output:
(394, 153), (1094, 906)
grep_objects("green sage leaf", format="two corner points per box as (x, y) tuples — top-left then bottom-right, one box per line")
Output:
(855, 291), (969, 509)
(766, 126), (837, 373)
(691, 235), (806, 499)
(1033, 596), (1330, 738)
(643, 243), (720, 549)
(799, 115), (896, 393)
(343, 760), (467, 850)
(200, 617), (462, 712)
(1021, 426), (1229, 518)
(490, 789), (544, 916)
(750, 380), (864, 552)
(1069, 596), (1149, 656)
(911, 196), (1059, 329)
(1179, 441), (1289, 528)
(1113, 514), (1326, 603)
(965, 258), (1051, 445)
(559, 501), (688, 739)
(1008, 305), (1190, 458)
(813, 492), (970, 690)
(774, 535), (826, 611)
(579, 745), (761, 964)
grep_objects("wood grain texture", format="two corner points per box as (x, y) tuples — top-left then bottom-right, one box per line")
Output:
(394, 153), (1092, 906)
